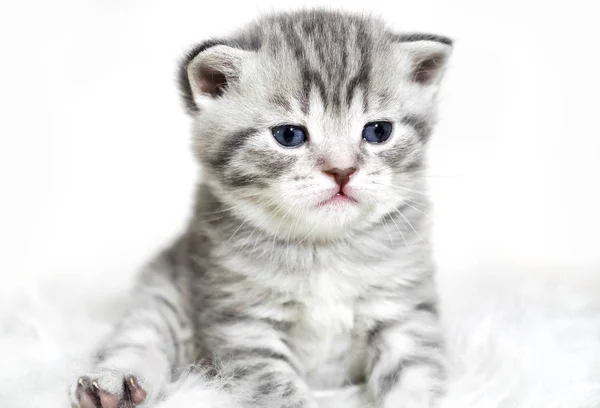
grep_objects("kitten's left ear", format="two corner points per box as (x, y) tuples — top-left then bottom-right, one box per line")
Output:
(393, 34), (453, 85)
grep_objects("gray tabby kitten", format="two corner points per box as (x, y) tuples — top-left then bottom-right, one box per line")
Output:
(70, 9), (452, 408)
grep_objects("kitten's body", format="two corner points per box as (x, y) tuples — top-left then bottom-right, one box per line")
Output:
(192, 184), (435, 389)
(70, 10), (451, 408)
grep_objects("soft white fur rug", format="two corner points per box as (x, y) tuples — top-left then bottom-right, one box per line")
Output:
(1, 264), (600, 408)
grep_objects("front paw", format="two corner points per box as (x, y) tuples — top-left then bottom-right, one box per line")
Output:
(69, 369), (147, 408)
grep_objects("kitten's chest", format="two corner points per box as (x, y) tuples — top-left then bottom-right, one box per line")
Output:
(286, 264), (371, 388)
(224, 244), (401, 387)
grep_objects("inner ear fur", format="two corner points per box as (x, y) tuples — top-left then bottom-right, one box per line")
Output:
(178, 40), (250, 113)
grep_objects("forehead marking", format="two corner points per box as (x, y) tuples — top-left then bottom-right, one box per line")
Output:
(276, 17), (373, 115)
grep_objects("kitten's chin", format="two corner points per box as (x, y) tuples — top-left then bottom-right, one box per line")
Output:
(287, 200), (370, 241)
(244, 189), (381, 241)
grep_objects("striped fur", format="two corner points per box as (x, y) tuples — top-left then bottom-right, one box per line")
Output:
(70, 9), (452, 408)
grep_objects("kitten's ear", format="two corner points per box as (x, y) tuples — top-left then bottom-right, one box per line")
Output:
(394, 34), (453, 85)
(178, 40), (251, 113)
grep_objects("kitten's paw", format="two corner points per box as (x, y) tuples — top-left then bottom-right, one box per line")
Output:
(70, 371), (147, 408)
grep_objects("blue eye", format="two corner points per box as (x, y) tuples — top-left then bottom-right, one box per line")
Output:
(363, 122), (393, 144)
(272, 125), (307, 147)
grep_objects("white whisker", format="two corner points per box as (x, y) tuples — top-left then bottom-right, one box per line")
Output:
(394, 206), (426, 246)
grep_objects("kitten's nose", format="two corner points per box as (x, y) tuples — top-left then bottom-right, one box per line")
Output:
(323, 167), (357, 189)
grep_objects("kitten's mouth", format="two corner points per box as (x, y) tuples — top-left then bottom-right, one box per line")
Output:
(318, 191), (358, 207)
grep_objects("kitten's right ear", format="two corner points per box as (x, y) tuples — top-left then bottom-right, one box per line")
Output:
(178, 40), (251, 114)
(393, 34), (453, 86)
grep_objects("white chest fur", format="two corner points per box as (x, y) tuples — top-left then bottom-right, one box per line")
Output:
(288, 265), (369, 389)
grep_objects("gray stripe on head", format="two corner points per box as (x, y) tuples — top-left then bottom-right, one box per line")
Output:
(239, 11), (381, 114)
(277, 21), (311, 113)
(210, 128), (260, 170)
(345, 23), (371, 112)
(269, 94), (293, 112)
(305, 70), (328, 111)
(281, 24), (328, 113)
(338, 31), (349, 110)
(303, 17), (346, 111)
(401, 115), (432, 142)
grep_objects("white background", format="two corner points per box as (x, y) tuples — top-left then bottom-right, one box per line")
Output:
(1, 0), (599, 290)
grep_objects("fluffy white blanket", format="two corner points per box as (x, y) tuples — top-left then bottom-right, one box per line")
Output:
(2, 264), (599, 408)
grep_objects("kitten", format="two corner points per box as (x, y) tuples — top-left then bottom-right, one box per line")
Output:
(70, 9), (452, 408)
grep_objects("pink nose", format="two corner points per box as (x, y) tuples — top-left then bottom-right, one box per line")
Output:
(323, 167), (357, 188)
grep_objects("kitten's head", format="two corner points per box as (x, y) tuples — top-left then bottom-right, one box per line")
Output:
(179, 10), (452, 241)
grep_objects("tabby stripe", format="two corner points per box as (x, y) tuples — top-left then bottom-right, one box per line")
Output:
(147, 315), (180, 368)
(210, 128), (259, 170)
(401, 115), (431, 142)
(414, 300), (438, 315)
(152, 292), (190, 329)
(226, 347), (297, 373)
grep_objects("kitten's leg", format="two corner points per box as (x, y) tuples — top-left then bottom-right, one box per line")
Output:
(367, 300), (446, 408)
(70, 262), (193, 408)
(205, 320), (318, 408)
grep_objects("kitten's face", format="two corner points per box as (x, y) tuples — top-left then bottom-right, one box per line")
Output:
(181, 12), (451, 241)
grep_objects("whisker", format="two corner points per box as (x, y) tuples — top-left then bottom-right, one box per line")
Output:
(401, 200), (429, 218)
(236, 199), (282, 253)
(365, 195), (395, 247)
(296, 220), (320, 247)
(393, 206), (426, 246)
(226, 219), (247, 243)
(270, 202), (296, 262)
(369, 181), (429, 194)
